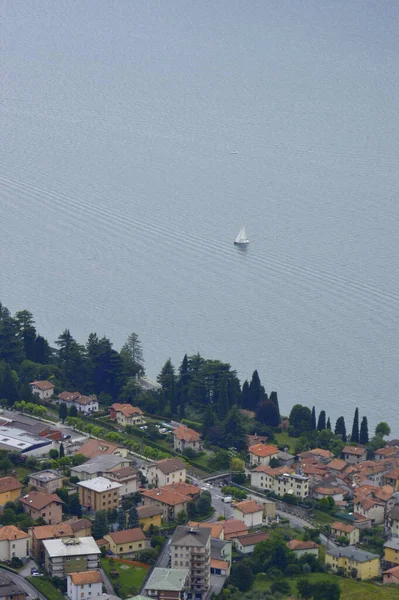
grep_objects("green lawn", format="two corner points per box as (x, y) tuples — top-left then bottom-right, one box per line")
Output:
(274, 430), (296, 453)
(254, 572), (399, 600)
(312, 509), (337, 525)
(26, 576), (65, 600)
(14, 465), (33, 480)
(101, 558), (150, 599)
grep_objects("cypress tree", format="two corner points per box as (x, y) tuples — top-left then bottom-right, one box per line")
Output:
(351, 407), (359, 443)
(59, 443), (65, 458)
(311, 406), (317, 431)
(326, 417), (331, 430)
(248, 370), (262, 411)
(269, 391), (280, 421)
(241, 380), (250, 409)
(317, 410), (326, 431)
(335, 416), (347, 442)
(359, 416), (369, 445)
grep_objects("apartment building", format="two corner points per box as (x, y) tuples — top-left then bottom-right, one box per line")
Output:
(43, 537), (101, 578)
(170, 526), (211, 600)
(325, 546), (380, 580)
(147, 458), (187, 488)
(330, 521), (360, 545)
(173, 426), (202, 453)
(250, 466), (309, 498)
(70, 455), (131, 481)
(104, 467), (139, 497)
(342, 446), (367, 465)
(77, 477), (121, 511)
(20, 491), (63, 525)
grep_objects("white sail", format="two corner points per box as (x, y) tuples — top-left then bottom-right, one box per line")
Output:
(235, 226), (248, 244)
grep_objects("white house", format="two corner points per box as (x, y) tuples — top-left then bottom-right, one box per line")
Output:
(354, 496), (385, 524)
(29, 380), (55, 400)
(287, 540), (319, 558)
(250, 466), (309, 499)
(248, 444), (279, 467)
(234, 531), (269, 555)
(58, 391), (99, 414)
(67, 570), (103, 600)
(233, 500), (263, 528)
(147, 458), (187, 488)
(0, 526), (30, 562)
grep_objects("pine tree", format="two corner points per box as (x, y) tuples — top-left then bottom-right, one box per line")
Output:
(248, 370), (263, 411)
(157, 359), (177, 415)
(351, 408), (359, 443)
(326, 417), (331, 430)
(359, 416), (369, 445)
(202, 405), (215, 438)
(241, 380), (250, 409)
(335, 416), (347, 442)
(256, 400), (280, 427)
(222, 406), (247, 451)
(269, 391), (280, 423)
(59, 443), (65, 458)
(117, 508), (127, 531)
(59, 403), (68, 423)
(177, 354), (189, 419)
(317, 410), (326, 431)
(127, 505), (139, 528)
(93, 510), (109, 539)
(311, 406), (317, 431)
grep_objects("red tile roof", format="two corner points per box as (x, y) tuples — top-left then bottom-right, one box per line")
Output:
(343, 446), (366, 456)
(249, 443), (279, 458)
(30, 380), (55, 391)
(0, 476), (23, 493)
(288, 539), (318, 551)
(20, 491), (63, 510)
(106, 528), (146, 544)
(331, 521), (357, 534)
(234, 500), (263, 514)
(173, 426), (200, 442)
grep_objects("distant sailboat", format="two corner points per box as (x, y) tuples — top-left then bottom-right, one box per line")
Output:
(234, 226), (249, 246)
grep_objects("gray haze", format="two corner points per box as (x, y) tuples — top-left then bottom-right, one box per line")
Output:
(1, 1), (399, 434)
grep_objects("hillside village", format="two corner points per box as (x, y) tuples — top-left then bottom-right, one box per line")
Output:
(0, 380), (398, 600)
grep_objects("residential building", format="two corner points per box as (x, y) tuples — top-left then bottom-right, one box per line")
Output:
(29, 470), (64, 494)
(67, 518), (93, 538)
(30, 523), (75, 561)
(326, 459), (347, 475)
(287, 540), (319, 558)
(234, 531), (269, 555)
(0, 426), (53, 456)
(137, 505), (163, 531)
(275, 473), (309, 498)
(29, 380), (55, 400)
(384, 538), (399, 568)
(354, 496), (384, 524)
(384, 468), (399, 491)
(109, 404), (145, 427)
(20, 491), (63, 524)
(147, 458), (187, 488)
(77, 477), (121, 511)
(330, 522), (360, 545)
(313, 485), (346, 502)
(220, 520), (248, 541)
(387, 505), (399, 538)
(187, 522), (224, 540)
(67, 571), (103, 600)
(70, 455), (131, 481)
(77, 438), (127, 459)
(0, 572), (26, 600)
(276, 451), (295, 467)
(342, 446), (367, 464)
(248, 444), (279, 467)
(170, 526), (211, 600)
(210, 537), (232, 576)
(58, 391), (98, 414)
(43, 537), (101, 578)
(104, 467), (138, 497)
(0, 476), (23, 505)
(0, 526), (30, 562)
(103, 528), (148, 557)
(375, 447), (399, 461)
(299, 448), (334, 462)
(144, 568), (189, 599)
(173, 426), (202, 453)
(247, 434), (268, 447)
(233, 500), (263, 528)
(141, 482), (200, 521)
(325, 546), (380, 580)
(383, 565), (399, 585)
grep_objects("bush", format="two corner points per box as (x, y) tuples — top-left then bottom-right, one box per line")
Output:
(110, 570), (119, 578)
(135, 548), (158, 565)
(10, 556), (23, 569)
(267, 568), (283, 580)
(270, 580), (291, 595)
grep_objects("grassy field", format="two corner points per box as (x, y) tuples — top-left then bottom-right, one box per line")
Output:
(274, 430), (296, 453)
(254, 572), (399, 600)
(26, 576), (65, 600)
(312, 509), (337, 525)
(101, 557), (150, 598)
(14, 465), (33, 480)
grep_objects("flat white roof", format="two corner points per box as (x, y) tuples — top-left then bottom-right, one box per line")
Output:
(77, 476), (122, 492)
(43, 536), (101, 557)
(0, 426), (51, 451)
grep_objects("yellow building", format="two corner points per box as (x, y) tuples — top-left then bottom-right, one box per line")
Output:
(137, 505), (163, 531)
(103, 528), (149, 556)
(384, 539), (399, 568)
(330, 521), (360, 546)
(0, 476), (23, 505)
(325, 546), (380, 580)
(77, 477), (121, 511)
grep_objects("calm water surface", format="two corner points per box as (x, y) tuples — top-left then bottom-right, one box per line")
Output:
(1, 1), (399, 434)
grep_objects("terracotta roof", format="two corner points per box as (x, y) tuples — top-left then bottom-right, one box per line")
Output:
(66, 518), (92, 532)
(383, 565), (399, 577)
(314, 486), (345, 496)
(69, 571), (103, 585)
(111, 403), (143, 417)
(303, 448), (334, 459)
(288, 539), (318, 551)
(327, 459), (347, 471)
(78, 438), (123, 458)
(374, 485), (395, 502)
(249, 443), (279, 457)
(375, 447), (398, 457)
(247, 434), (268, 446)
(31, 523), (74, 540)
(253, 465), (295, 476)
(152, 458), (187, 475)
(331, 521), (356, 534)
(343, 446), (366, 456)
(236, 531), (269, 546)
(188, 522), (224, 539)
(58, 391), (81, 402)
(106, 527), (146, 544)
(137, 505), (163, 519)
(385, 468), (399, 480)
(0, 525), (28, 541)
(221, 519), (248, 538)
(234, 500), (263, 514)
(353, 512), (371, 523)
(141, 482), (200, 506)
(95, 538), (109, 547)
(30, 380), (55, 391)
(173, 426), (200, 442)
(211, 559), (229, 570)
(20, 491), (63, 510)
(301, 465), (327, 477)
(107, 466), (138, 480)
(73, 395), (97, 406)
(355, 497), (383, 510)
(0, 476), (23, 493)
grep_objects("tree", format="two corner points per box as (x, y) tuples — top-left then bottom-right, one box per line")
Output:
(128, 504), (139, 528)
(229, 563), (254, 592)
(117, 508), (127, 531)
(0, 316), (24, 368)
(241, 380), (250, 409)
(312, 582), (341, 600)
(289, 405), (312, 437)
(196, 491), (212, 517)
(176, 510), (187, 525)
(351, 408), (359, 443)
(334, 416), (347, 442)
(14, 310), (37, 361)
(222, 405), (247, 451)
(59, 443), (65, 458)
(375, 422), (390, 438)
(317, 410), (326, 432)
(68, 494), (82, 517)
(269, 391), (280, 420)
(59, 403), (68, 423)
(270, 580), (291, 595)
(256, 400), (280, 427)
(297, 578), (313, 600)
(359, 416), (369, 445)
(311, 406), (316, 431)
(326, 417), (331, 430)
(157, 359), (177, 416)
(0, 364), (19, 405)
(187, 501), (196, 520)
(69, 405), (78, 417)
(120, 332), (145, 377)
(177, 354), (189, 419)
(247, 370), (265, 411)
(93, 510), (109, 539)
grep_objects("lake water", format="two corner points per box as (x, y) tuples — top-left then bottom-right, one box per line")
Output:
(1, 1), (399, 435)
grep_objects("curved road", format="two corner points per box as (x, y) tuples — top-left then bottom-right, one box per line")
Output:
(0, 567), (47, 600)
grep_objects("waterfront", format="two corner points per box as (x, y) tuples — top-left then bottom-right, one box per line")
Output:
(1, 1), (399, 433)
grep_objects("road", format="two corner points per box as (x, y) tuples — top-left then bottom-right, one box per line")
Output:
(0, 566), (47, 600)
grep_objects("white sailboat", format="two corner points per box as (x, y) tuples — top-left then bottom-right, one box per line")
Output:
(234, 226), (249, 246)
